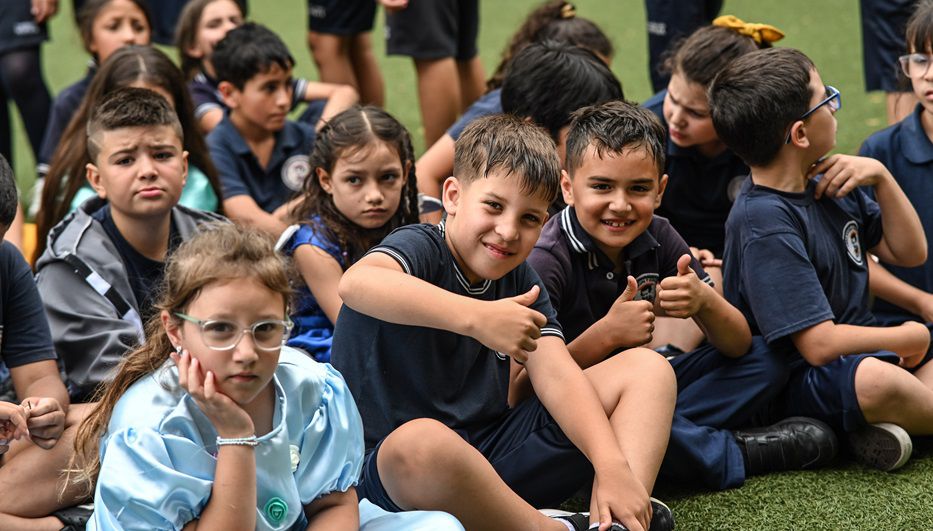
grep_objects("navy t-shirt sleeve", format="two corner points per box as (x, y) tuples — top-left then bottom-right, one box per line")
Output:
(368, 225), (444, 281)
(1, 243), (56, 368)
(741, 231), (835, 343)
(519, 264), (565, 341)
(858, 189), (884, 250)
(447, 89), (502, 141)
(207, 131), (249, 200)
(526, 246), (567, 314)
(189, 80), (223, 120)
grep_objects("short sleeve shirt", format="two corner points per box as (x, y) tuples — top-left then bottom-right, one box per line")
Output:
(859, 104), (933, 324)
(722, 178), (883, 354)
(644, 90), (750, 256)
(330, 222), (564, 449)
(528, 207), (709, 345)
(446, 88), (502, 141)
(189, 70), (310, 120)
(208, 117), (315, 212)
(0, 242), (56, 369)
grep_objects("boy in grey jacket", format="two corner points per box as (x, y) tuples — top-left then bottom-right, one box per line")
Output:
(36, 88), (225, 401)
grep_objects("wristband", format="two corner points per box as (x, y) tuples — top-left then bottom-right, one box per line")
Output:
(216, 435), (258, 447)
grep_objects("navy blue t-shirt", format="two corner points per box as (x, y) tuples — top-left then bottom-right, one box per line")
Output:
(207, 117), (315, 212)
(92, 204), (180, 325)
(528, 207), (709, 345)
(722, 178), (883, 355)
(330, 222), (564, 449)
(446, 88), (502, 141)
(0, 242), (56, 369)
(644, 90), (749, 256)
(859, 104), (933, 325)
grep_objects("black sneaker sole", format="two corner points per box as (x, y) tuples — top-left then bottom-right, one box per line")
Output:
(848, 422), (912, 471)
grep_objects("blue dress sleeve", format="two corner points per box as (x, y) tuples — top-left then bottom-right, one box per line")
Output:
(90, 427), (214, 530)
(294, 363), (365, 504)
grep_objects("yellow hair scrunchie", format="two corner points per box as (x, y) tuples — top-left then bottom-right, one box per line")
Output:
(712, 15), (785, 45)
(560, 2), (576, 19)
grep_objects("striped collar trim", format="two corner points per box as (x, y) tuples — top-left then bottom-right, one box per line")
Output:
(438, 221), (492, 295)
(559, 207), (599, 270)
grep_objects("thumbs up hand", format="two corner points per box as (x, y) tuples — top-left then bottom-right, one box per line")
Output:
(473, 285), (548, 364)
(657, 254), (709, 318)
(602, 276), (656, 349)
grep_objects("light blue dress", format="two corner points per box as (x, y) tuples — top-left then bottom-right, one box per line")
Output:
(88, 347), (463, 530)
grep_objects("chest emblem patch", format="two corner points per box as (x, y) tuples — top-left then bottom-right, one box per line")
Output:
(635, 273), (659, 302)
(842, 220), (863, 266)
(282, 154), (311, 192)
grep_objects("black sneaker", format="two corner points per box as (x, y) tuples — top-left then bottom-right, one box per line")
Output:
(543, 498), (674, 531)
(53, 503), (93, 531)
(848, 422), (912, 471)
(733, 416), (838, 476)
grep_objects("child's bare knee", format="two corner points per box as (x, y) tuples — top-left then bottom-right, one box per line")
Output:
(380, 418), (461, 477)
(855, 358), (904, 414)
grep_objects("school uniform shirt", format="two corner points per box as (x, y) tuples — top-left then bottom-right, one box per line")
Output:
(208, 116), (315, 212)
(644, 90), (750, 257)
(330, 222), (564, 449)
(528, 206), (709, 345)
(37, 66), (96, 177)
(189, 70), (310, 122)
(859, 104), (933, 325)
(0, 242), (57, 370)
(284, 220), (346, 363)
(722, 177), (883, 356)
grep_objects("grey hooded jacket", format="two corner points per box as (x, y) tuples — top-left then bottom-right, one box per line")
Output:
(35, 197), (226, 401)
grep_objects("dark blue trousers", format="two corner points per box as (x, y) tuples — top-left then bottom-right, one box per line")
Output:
(660, 336), (789, 490)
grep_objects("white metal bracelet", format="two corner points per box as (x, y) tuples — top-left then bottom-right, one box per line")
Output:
(216, 435), (259, 447)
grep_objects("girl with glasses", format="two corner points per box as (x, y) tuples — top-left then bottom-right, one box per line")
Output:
(68, 223), (462, 530)
(858, 0), (933, 332)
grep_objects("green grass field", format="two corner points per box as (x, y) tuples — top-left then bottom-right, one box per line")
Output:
(8, 0), (933, 528)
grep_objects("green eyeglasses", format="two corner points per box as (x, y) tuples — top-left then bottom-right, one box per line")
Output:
(174, 312), (293, 351)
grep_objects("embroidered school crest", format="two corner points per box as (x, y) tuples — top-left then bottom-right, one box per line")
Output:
(635, 273), (659, 303)
(281, 155), (311, 191)
(842, 220), (863, 266)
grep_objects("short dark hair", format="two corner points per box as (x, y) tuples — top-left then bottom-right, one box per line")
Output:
(709, 48), (814, 167)
(565, 100), (667, 176)
(454, 114), (561, 203)
(501, 40), (623, 141)
(86, 87), (183, 162)
(0, 155), (17, 227)
(212, 23), (294, 89)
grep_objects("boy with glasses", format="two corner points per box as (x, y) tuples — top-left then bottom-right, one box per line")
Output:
(710, 47), (933, 472)
(858, 1), (933, 332)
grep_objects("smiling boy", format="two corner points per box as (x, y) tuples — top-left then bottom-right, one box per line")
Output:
(36, 87), (224, 401)
(331, 114), (677, 531)
(208, 23), (316, 237)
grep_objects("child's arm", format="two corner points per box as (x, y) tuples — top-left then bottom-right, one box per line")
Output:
(223, 196), (289, 237)
(792, 319), (930, 367)
(300, 82), (359, 131)
(198, 109), (225, 135)
(566, 276), (655, 368)
(304, 488), (359, 530)
(808, 155), (927, 267)
(295, 245), (344, 324)
(173, 350), (258, 531)
(868, 258), (933, 323)
(0, 401), (29, 454)
(10, 360), (68, 449)
(415, 135), (456, 223)
(656, 254), (752, 357)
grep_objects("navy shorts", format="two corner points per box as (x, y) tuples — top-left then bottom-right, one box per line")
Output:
(859, 0), (917, 92)
(308, 0), (377, 35)
(385, 0), (479, 60)
(358, 396), (592, 511)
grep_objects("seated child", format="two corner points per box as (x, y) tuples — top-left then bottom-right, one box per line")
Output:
(36, 87), (225, 402)
(34, 45), (224, 264)
(527, 100), (836, 491)
(68, 223), (462, 530)
(208, 23), (316, 237)
(416, 0), (614, 203)
(858, 3), (933, 327)
(175, 0), (358, 134)
(711, 47), (933, 471)
(282, 105), (420, 363)
(0, 154), (90, 530)
(37, 0), (152, 180)
(331, 114), (677, 531)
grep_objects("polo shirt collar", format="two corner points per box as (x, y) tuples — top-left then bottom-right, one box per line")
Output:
(438, 221), (492, 295)
(559, 207), (661, 270)
(901, 104), (933, 164)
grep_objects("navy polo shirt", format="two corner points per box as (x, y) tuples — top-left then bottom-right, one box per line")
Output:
(189, 70), (310, 121)
(447, 88), (502, 141)
(722, 178), (883, 356)
(859, 104), (933, 324)
(0, 242), (56, 369)
(38, 67), (96, 176)
(528, 207), (709, 345)
(207, 116), (315, 212)
(643, 90), (749, 257)
(330, 222), (564, 449)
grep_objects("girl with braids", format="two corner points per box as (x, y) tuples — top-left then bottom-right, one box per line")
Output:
(416, 0), (613, 215)
(281, 105), (419, 363)
(71, 223), (461, 530)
